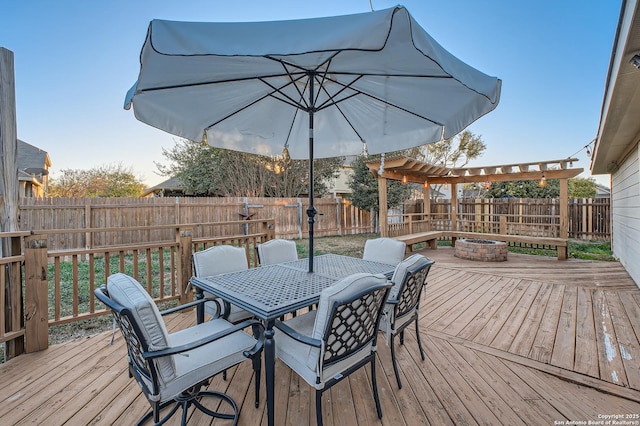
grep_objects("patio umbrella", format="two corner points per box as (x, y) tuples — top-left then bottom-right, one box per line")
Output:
(124, 6), (501, 272)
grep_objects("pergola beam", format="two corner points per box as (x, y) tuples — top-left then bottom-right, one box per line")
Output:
(376, 168), (583, 185)
(367, 157), (581, 183)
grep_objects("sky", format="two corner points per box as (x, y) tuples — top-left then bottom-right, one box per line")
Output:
(0, 0), (621, 188)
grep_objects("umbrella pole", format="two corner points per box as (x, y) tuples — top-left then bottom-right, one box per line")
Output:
(306, 73), (316, 273)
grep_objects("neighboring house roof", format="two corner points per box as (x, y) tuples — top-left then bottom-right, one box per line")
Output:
(592, 0), (640, 174)
(18, 139), (50, 172)
(17, 139), (50, 191)
(142, 176), (184, 197)
(595, 183), (611, 197)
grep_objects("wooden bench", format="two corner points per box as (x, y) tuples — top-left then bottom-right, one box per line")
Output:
(394, 231), (569, 260)
(395, 231), (446, 252)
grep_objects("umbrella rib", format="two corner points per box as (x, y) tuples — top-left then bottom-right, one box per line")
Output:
(331, 100), (367, 144)
(259, 76), (309, 111)
(202, 86), (297, 131)
(314, 76), (446, 128)
(134, 74), (285, 93)
(203, 71), (310, 130)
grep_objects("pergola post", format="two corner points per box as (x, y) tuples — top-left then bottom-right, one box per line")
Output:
(378, 175), (388, 237)
(423, 183), (431, 230)
(450, 183), (459, 232)
(558, 178), (569, 260)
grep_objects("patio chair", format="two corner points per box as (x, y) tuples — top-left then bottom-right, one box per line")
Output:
(95, 273), (263, 425)
(192, 245), (253, 324)
(274, 273), (391, 426)
(362, 237), (406, 265)
(256, 238), (298, 265)
(379, 254), (435, 389)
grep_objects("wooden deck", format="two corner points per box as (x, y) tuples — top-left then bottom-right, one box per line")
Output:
(2, 248), (640, 425)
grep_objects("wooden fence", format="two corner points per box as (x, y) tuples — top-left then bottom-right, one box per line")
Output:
(17, 196), (610, 250)
(401, 197), (611, 240)
(18, 197), (372, 250)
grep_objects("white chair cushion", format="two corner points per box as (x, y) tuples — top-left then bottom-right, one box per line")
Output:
(380, 254), (430, 340)
(257, 239), (298, 265)
(363, 238), (406, 265)
(161, 318), (257, 402)
(275, 310), (375, 388)
(107, 273), (176, 384)
(202, 294), (253, 323)
(193, 245), (251, 322)
(390, 253), (429, 293)
(310, 273), (388, 370)
(274, 311), (319, 386)
(192, 245), (248, 277)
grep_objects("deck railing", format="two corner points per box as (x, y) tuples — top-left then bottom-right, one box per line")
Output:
(394, 197), (610, 240)
(0, 231), (30, 360)
(0, 219), (275, 361)
(388, 212), (561, 238)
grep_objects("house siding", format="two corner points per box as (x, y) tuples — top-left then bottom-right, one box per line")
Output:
(611, 144), (640, 288)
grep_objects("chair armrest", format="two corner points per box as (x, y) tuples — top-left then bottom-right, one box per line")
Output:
(274, 319), (322, 348)
(159, 297), (218, 316)
(239, 318), (265, 357)
(144, 318), (263, 359)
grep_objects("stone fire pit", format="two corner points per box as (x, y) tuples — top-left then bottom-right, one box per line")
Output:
(455, 238), (508, 262)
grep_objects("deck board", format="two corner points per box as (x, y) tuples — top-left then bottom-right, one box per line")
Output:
(528, 284), (564, 364)
(508, 281), (553, 357)
(2, 248), (640, 425)
(606, 290), (640, 389)
(491, 280), (542, 352)
(574, 286), (598, 376)
(593, 289), (629, 387)
(550, 284), (578, 370)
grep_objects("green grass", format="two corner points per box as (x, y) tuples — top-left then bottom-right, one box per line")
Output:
(48, 250), (177, 320)
(567, 240), (615, 261)
(496, 239), (614, 261)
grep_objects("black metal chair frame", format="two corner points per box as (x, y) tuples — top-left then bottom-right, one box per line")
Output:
(275, 282), (391, 426)
(95, 285), (263, 425)
(385, 258), (435, 389)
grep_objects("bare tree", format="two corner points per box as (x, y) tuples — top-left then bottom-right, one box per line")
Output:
(157, 139), (342, 197)
(406, 130), (486, 198)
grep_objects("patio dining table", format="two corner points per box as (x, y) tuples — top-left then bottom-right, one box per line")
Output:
(189, 253), (396, 426)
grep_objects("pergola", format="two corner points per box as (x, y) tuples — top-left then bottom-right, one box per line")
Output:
(365, 156), (584, 238)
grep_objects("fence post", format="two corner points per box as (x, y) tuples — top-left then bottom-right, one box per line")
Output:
(263, 219), (275, 241)
(3, 234), (24, 358)
(177, 227), (193, 305)
(297, 199), (303, 239)
(499, 216), (507, 234)
(24, 234), (48, 353)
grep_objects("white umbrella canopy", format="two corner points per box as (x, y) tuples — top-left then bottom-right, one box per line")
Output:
(124, 5), (501, 270)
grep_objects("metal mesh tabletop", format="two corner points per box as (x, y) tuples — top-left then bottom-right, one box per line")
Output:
(194, 265), (336, 319)
(190, 254), (395, 320)
(281, 254), (395, 279)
